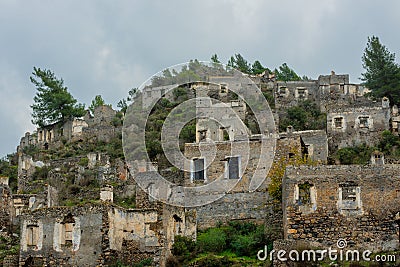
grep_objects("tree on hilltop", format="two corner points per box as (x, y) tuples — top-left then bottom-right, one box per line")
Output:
(89, 95), (106, 115)
(30, 67), (85, 127)
(361, 36), (400, 105)
(274, 63), (301, 81)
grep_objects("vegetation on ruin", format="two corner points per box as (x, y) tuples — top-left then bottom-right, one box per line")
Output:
(333, 130), (400, 164)
(279, 100), (327, 132)
(30, 67), (86, 127)
(89, 95), (106, 114)
(114, 194), (136, 209)
(168, 221), (272, 267)
(0, 235), (20, 265)
(268, 146), (316, 201)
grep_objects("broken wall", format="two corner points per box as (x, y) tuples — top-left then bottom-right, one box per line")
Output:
(283, 165), (400, 252)
(327, 99), (390, 151)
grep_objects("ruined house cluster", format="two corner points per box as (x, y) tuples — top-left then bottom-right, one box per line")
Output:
(1, 70), (400, 266)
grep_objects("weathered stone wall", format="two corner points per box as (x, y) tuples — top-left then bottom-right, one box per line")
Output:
(327, 99), (390, 151)
(19, 205), (104, 267)
(178, 136), (301, 229)
(280, 129), (328, 163)
(192, 191), (267, 230)
(283, 165), (400, 252)
(18, 204), (182, 267)
(274, 81), (319, 109)
(81, 125), (119, 143)
(184, 140), (270, 191)
(0, 177), (12, 232)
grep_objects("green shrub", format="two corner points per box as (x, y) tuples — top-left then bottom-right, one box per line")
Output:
(22, 145), (39, 157)
(231, 234), (257, 256)
(171, 235), (196, 257)
(279, 100), (326, 131)
(31, 166), (49, 181)
(335, 143), (375, 165)
(173, 87), (188, 102)
(115, 195), (136, 209)
(197, 228), (227, 253)
(111, 116), (123, 127)
(133, 258), (153, 267)
(165, 256), (180, 267)
(193, 255), (233, 267)
(78, 157), (89, 166)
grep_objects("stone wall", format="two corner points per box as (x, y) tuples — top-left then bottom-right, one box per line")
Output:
(19, 205), (105, 267)
(0, 177), (12, 232)
(327, 98), (390, 151)
(18, 203), (190, 266)
(179, 135), (301, 229)
(283, 165), (400, 252)
(274, 81), (319, 109)
(280, 129), (328, 163)
(19, 105), (118, 152)
(85, 105), (116, 127)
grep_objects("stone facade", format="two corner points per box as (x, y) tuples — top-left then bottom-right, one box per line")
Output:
(18, 105), (117, 152)
(283, 165), (400, 252)
(8, 68), (400, 267)
(280, 128), (328, 163)
(274, 71), (370, 115)
(327, 97), (391, 151)
(18, 203), (196, 267)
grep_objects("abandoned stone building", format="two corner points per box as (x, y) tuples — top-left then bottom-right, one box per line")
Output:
(3, 68), (400, 266)
(327, 97), (391, 151)
(282, 164), (400, 252)
(18, 105), (117, 152)
(18, 203), (196, 267)
(274, 71), (370, 112)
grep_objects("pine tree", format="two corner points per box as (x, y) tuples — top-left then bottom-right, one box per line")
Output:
(361, 36), (400, 105)
(30, 67), (85, 127)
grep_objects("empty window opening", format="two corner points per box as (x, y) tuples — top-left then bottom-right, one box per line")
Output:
(198, 130), (207, 142)
(226, 156), (240, 179)
(334, 117), (344, 128)
(298, 182), (313, 205)
(27, 225), (39, 246)
(359, 116), (369, 128)
(341, 185), (357, 201)
(61, 214), (75, 246)
(173, 214), (182, 234)
(278, 86), (287, 96)
(297, 88), (307, 99)
(192, 158), (205, 181)
(338, 181), (362, 214)
(220, 127), (230, 141)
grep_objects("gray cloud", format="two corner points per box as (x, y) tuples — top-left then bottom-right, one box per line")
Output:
(0, 0), (399, 157)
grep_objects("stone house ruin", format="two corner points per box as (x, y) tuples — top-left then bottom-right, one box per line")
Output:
(5, 69), (400, 266)
(283, 165), (400, 252)
(327, 97), (391, 151)
(19, 204), (168, 266)
(18, 105), (118, 152)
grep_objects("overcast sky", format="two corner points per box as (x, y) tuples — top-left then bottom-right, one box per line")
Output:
(1, 0), (400, 157)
